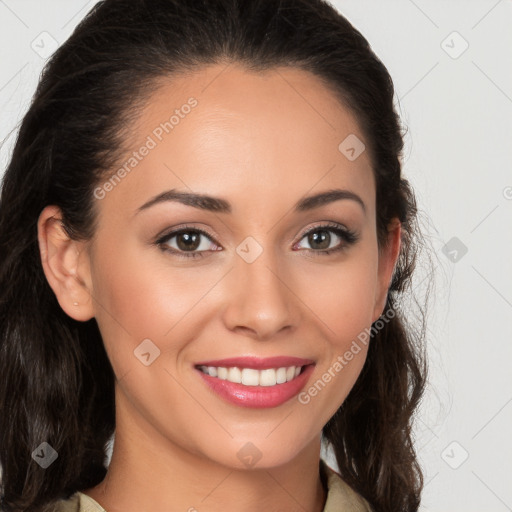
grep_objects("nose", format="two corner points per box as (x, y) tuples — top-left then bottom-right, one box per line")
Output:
(221, 245), (300, 341)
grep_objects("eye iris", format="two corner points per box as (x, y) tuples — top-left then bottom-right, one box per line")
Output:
(177, 231), (200, 251)
(309, 230), (330, 250)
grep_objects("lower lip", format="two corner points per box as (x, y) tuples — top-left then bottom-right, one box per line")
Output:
(195, 364), (315, 408)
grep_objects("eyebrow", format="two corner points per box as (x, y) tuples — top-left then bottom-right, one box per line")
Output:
(135, 188), (366, 215)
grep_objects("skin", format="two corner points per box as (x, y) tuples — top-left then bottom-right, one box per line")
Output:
(38, 63), (401, 512)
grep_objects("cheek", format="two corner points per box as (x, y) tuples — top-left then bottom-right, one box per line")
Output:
(292, 253), (377, 416)
(88, 236), (225, 377)
(298, 252), (378, 346)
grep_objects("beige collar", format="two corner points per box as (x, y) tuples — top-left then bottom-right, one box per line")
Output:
(320, 459), (373, 512)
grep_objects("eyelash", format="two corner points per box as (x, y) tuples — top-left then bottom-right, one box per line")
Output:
(155, 222), (359, 260)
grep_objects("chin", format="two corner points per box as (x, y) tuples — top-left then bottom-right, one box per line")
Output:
(205, 434), (316, 471)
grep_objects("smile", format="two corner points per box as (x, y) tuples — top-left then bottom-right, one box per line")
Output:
(197, 365), (304, 387)
(194, 360), (316, 408)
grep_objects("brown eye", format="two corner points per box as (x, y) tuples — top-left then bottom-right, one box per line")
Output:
(175, 231), (201, 251)
(294, 223), (359, 255)
(156, 227), (221, 259)
(306, 229), (331, 250)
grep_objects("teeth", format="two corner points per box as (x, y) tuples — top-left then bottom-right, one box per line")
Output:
(276, 367), (287, 384)
(228, 367), (242, 383)
(242, 368), (259, 386)
(199, 365), (304, 386)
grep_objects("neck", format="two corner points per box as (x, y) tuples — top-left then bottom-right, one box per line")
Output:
(83, 389), (327, 512)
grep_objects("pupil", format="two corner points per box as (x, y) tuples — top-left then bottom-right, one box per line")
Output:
(177, 232), (200, 251)
(309, 230), (330, 250)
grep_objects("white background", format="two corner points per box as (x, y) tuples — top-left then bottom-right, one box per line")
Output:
(1, 1), (511, 511)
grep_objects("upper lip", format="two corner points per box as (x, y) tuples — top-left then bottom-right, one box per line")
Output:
(194, 356), (315, 370)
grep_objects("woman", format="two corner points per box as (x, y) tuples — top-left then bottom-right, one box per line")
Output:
(0, 1), (430, 511)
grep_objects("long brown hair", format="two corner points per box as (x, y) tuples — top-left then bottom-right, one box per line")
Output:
(0, 1), (431, 510)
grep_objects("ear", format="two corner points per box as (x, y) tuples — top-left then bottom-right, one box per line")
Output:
(372, 217), (401, 323)
(37, 205), (94, 322)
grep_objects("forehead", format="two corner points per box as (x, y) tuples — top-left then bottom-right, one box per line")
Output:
(98, 63), (375, 220)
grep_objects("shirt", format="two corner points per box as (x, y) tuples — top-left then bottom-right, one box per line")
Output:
(52, 459), (372, 512)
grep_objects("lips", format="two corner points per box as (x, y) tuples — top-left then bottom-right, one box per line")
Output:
(193, 355), (316, 408)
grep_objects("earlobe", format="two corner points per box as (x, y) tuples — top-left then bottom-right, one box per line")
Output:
(37, 205), (94, 322)
(372, 218), (401, 323)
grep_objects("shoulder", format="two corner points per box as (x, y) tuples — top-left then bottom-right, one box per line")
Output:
(51, 491), (106, 512)
(321, 459), (373, 512)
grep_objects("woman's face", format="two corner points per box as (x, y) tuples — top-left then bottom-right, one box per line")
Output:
(46, 64), (400, 469)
